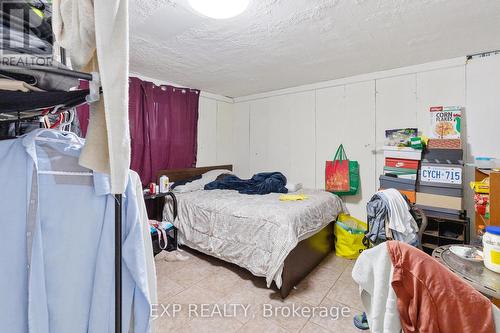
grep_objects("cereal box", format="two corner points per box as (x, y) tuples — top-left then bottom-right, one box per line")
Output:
(429, 106), (462, 139)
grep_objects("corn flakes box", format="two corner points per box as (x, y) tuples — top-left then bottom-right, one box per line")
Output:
(429, 106), (462, 139)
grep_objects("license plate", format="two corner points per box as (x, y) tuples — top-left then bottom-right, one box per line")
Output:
(420, 166), (462, 184)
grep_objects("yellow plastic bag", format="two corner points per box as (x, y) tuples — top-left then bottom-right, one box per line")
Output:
(334, 214), (367, 259)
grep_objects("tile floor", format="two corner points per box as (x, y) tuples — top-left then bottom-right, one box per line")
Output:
(154, 247), (364, 333)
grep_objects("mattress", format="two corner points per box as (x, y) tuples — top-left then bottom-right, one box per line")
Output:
(163, 189), (345, 288)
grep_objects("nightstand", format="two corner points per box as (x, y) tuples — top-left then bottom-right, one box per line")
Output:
(144, 191), (178, 253)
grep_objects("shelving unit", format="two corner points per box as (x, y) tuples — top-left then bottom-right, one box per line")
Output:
(475, 168), (500, 232)
(421, 214), (469, 255)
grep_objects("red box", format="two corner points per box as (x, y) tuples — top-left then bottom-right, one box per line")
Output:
(385, 158), (419, 170)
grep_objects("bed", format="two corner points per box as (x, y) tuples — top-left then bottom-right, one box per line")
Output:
(157, 165), (345, 298)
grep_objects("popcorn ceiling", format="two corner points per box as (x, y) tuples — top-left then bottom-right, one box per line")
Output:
(130, 0), (500, 97)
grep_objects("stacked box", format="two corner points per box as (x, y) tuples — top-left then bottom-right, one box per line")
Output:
(380, 146), (422, 202)
(416, 146), (464, 211)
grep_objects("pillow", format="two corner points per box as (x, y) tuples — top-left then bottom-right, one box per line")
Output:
(170, 174), (202, 190)
(173, 169), (232, 193)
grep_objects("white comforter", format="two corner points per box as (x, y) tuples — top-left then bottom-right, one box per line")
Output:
(163, 189), (345, 288)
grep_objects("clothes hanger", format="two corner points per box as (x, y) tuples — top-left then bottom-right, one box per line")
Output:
(58, 109), (75, 132)
(33, 127), (84, 145)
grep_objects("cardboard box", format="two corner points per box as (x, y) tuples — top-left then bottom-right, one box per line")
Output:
(427, 139), (462, 149)
(379, 175), (416, 191)
(383, 146), (422, 160)
(422, 148), (463, 165)
(429, 106), (462, 139)
(385, 158), (420, 169)
(416, 192), (463, 210)
(417, 181), (463, 198)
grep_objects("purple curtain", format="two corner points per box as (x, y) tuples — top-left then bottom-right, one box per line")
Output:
(78, 77), (200, 186)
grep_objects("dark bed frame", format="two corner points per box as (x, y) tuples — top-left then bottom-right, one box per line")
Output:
(157, 165), (336, 298)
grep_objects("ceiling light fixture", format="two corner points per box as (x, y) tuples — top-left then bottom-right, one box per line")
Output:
(188, 0), (249, 19)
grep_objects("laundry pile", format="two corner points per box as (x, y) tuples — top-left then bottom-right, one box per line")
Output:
(204, 171), (289, 195)
(365, 188), (419, 246)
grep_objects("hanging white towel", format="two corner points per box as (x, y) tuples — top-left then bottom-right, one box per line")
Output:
(52, 0), (130, 194)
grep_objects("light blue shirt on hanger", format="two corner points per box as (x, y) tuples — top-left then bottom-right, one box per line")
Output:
(0, 129), (151, 333)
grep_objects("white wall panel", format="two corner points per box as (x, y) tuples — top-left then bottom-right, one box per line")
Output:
(216, 101), (234, 165)
(466, 55), (500, 159)
(287, 92), (316, 188)
(196, 97), (218, 166)
(466, 56), (500, 230)
(232, 102), (251, 177)
(248, 92), (315, 187)
(375, 75), (418, 182)
(316, 85), (345, 190)
(249, 98), (271, 174)
(416, 67), (466, 135)
(316, 82), (376, 218)
(343, 81), (376, 218)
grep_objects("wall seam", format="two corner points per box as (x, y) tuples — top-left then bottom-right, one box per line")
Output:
(314, 89), (317, 188)
(374, 79), (378, 190)
(215, 101), (219, 164)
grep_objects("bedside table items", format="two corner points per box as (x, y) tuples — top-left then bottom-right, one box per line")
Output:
(145, 178), (171, 197)
(159, 175), (170, 193)
(144, 190), (178, 253)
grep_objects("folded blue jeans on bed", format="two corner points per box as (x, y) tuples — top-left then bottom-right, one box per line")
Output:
(204, 172), (288, 195)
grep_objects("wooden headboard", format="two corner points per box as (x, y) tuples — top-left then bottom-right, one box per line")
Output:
(156, 165), (233, 183)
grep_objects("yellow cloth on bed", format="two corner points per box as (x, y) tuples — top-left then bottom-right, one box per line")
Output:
(279, 193), (309, 201)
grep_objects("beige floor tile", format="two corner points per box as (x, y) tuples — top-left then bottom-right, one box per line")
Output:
(299, 321), (331, 333)
(319, 253), (352, 270)
(309, 298), (363, 333)
(155, 316), (190, 333)
(286, 277), (333, 306)
(326, 266), (364, 311)
(153, 303), (191, 333)
(306, 265), (344, 286)
(237, 319), (289, 333)
(181, 317), (243, 333)
(169, 285), (225, 305)
(216, 287), (268, 323)
(156, 279), (186, 303)
(167, 261), (219, 288)
(194, 267), (245, 297)
(262, 298), (313, 333)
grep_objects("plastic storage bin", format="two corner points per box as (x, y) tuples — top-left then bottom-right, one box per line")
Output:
(483, 226), (500, 273)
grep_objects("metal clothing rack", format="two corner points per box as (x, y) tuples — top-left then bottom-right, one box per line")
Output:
(58, 51), (123, 333)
